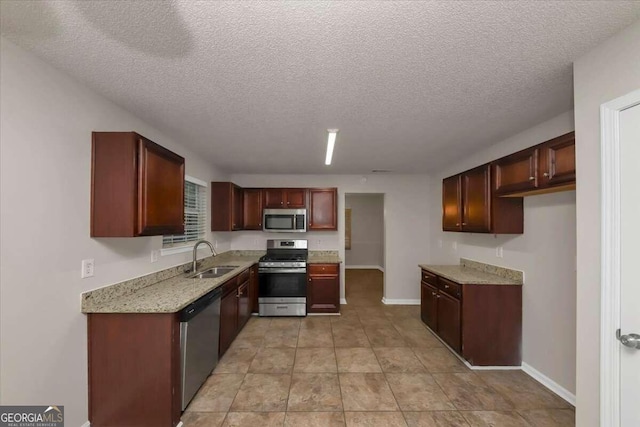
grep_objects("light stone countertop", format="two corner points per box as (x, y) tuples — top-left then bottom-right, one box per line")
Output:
(419, 260), (523, 285)
(82, 255), (261, 314)
(308, 251), (342, 264)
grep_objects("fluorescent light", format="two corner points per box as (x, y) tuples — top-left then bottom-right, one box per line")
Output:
(325, 129), (338, 165)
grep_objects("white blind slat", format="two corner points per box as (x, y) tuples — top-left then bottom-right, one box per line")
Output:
(163, 178), (207, 247)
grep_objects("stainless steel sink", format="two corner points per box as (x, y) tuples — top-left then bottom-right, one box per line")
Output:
(190, 266), (238, 279)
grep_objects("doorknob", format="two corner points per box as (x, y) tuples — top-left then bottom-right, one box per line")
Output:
(616, 329), (640, 349)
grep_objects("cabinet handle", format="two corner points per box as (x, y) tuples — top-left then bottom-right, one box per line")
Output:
(529, 176), (535, 181)
(455, 223), (460, 226)
(309, 278), (312, 282)
(444, 284), (450, 289)
(543, 172), (549, 177)
(280, 201), (284, 205)
(462, 223), (466, 226)
(431, 292), (437, 296)
(436, 294), (441, 298)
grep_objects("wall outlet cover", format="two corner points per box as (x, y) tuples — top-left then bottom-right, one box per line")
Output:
(496, 246), (504, 258)
(81, 259), (95, 278)
(438, 239), (443, 248)
(452, 241), (457, 251)
(151, 250), (159, 263)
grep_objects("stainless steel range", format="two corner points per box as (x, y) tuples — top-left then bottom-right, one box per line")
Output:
(258, 239), (308, 317)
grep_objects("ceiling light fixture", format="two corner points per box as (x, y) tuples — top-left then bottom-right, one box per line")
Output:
(325, 129), (339, 165)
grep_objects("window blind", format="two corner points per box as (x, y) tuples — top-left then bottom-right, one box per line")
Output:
(163, 178), (207, 247)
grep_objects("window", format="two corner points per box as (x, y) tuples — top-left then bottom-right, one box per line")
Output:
(162, 176), (207, 249)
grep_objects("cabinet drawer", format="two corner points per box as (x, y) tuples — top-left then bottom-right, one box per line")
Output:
(439, 277), (461, 299)
(421, 270), (438, 286)
(309, 264), (339, 274)
(221, 276), (238, 296)
(237, 268), (250, 284)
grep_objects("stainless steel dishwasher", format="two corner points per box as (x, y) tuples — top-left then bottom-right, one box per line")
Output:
(179, 287), (222, 410)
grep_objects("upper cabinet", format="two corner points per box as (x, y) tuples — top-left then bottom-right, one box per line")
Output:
(211, 182), (244, 231)
(443, 165), (523, 234)
(243, 188), (263, 230)
(264, 188), (307, 208)
(91, 132), (185, 237)
(494, 132), (575, 197)
(308, 188), (338, 230)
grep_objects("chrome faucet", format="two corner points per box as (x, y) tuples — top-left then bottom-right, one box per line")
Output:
(192, 240), (217, 273)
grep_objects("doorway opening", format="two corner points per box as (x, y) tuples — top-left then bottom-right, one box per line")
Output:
(344, 193), (385, 306)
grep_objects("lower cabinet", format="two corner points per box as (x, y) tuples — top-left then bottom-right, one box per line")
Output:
(307, 263), (340, 313)
(88, 313), (181, 427)
(249, 264), (259, 314)
(420, 268), (522, 366)
(219, 267), (252, 358)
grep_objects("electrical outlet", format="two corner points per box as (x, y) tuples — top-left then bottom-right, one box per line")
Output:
(81, 259), (95, 278)
(150, 250), (159, 263)
(438, 239), (443, 248)
(452, 241), (457, 251)
(214, 240), (218, 249)
(496, 246), (504, 258)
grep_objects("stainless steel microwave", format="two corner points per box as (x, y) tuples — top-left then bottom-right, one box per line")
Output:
(263, 209), (307, 233)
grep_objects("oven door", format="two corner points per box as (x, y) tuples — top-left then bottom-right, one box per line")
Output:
(258, 268), (307, 298)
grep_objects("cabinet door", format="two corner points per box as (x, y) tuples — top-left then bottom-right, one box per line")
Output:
(249, 265), (259, 314)
(137, 137), (185, 236)
(264, 189), (285, 208)
(309, 188), (338, 230)
(442, 175), (462, 231)
(307, 267), (340, 313)
(421, 282), (438, 331)
(232, 185), (243, 230)
(285, 189), (307, 208)
(219, 291), (238, 357)
(237, 280), (251, 329)
(462, 165), (491, 233)
(540, 132), (575, 187)
(493, 149), (538, 196)
(437, 292), (461, 352)
(243, 189), (263, 230)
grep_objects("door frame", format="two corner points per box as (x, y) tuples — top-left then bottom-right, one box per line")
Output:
(600, 88), (640, 427)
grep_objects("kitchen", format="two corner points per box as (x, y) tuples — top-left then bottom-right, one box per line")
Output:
(1, 2), (639, 427)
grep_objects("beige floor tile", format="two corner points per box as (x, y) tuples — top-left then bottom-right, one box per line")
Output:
(285, 411), (346, 427)
(432, 373), (513, 411)
(359, 315), (395, 328)
(300, 316), (334, 330)
(181, 412), (227, 427)
(355, 307), (387, 317)
(396, 328), (443, 348)
(339, 373), (399, 411)
(287, 373), (343, 411)
(364, 326), (407, 347)
(390, 317), (429, 331)
(238, 318), (271, 337)
(344, 412), (408, 427)
(403, 411), (470, 427)
(230, 373), (291, 412)
(222, 412), (286, 427)
(294, 347), (338, 373)
(263, 328), (299, 348)
(186, 373), (245, 412)
(336, 347), (382, 373)
(214, 347), (258, 374)
(228, 335), (263, 351)
(248, 347), (295, 373)
(383, 305), (421, 319)
(333, 326), (371, 348)
(373, 347), (427, 373)
(461, 411), (530, 427)
(413, 348), (468, 373)
(477, 371), (570, 410)
(270, 317), (302, 330)
(386, 373), (454, 411)
(298, 328), (334, 347)
(332, 312), (363, 327)
(518, 409), (575, 426)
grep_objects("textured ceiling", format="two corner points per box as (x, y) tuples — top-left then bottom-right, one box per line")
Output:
(2, 1), (639, 174)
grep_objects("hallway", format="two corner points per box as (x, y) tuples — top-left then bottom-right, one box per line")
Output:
(345, 269), (384, 307)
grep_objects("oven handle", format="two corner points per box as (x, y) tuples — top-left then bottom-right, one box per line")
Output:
(259, 268), (307, 274)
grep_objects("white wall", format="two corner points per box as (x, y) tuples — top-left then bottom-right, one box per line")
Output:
(0, 39), (230, 426)
(230, 174), (431, 303)
(429, 111), (577, 395)
(345, 194), (385, 268)
(573, 20), (640, 427)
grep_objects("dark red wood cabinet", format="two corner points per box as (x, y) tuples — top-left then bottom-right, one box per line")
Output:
(218, 268), (252, 357)
(243, 188), (263, 230)
(442, 175), (462, 231)
(211, 182), (244, 231)
(419, 268), (522, 366)
(264, 188), (307, 208)
(307, 264), (340, 313)
(249, 264), (259, 314)
(91, 132), (185, 237)
(461, 165), (491, 233)
(308, 188), (338, 230)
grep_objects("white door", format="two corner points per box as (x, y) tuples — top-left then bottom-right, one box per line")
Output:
(619, 103), (640, 426)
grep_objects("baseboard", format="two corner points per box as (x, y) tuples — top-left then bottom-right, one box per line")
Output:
(381, 298), (420, 305)
(345, 265), (384, 272)
(340, 298), (347, 305)
(81, 422), (91, 427)
(521, 362), (576, 406)
(307, 312), (341, 316)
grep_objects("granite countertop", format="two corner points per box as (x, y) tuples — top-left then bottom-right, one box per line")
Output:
(82, 254), (262, 314)
(308, 251), (342, 264)
(419, 258), (523, 285)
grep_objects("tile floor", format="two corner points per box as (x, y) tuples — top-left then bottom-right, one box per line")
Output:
(182, 269), (574, 427)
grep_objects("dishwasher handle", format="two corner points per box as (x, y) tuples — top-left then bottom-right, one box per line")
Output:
(180, 287), (222, 322)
